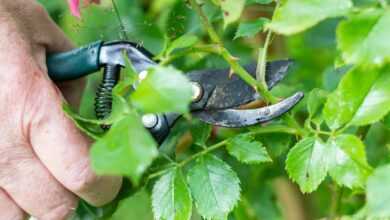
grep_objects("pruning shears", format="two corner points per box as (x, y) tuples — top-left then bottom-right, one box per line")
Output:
(47, 41), (304, 143)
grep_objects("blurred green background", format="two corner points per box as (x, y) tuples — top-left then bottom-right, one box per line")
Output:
(37, 0), (390, 219)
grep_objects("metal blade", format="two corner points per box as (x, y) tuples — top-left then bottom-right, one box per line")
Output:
(193, 92), (304, 127)
(188, 60), (294, 110)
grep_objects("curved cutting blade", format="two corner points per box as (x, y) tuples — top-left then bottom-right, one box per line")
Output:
(188, 60), (294, 110)
(193, 92), (304, 127)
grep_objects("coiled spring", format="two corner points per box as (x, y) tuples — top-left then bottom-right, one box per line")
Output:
(95, 65), (120, 127)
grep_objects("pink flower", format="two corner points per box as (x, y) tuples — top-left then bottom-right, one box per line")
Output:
(67, 0), (100, 18)
(67, 0), (81, 18)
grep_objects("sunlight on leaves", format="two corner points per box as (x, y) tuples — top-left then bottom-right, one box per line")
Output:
(268, 0), (353, 35)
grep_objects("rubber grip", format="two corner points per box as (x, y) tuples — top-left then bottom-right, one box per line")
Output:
(46, 41), (103, 81)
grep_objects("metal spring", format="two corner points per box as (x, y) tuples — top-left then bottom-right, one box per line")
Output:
(95, 65), (120, 127)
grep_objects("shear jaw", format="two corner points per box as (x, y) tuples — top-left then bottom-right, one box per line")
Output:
(193, 92), (304, 128)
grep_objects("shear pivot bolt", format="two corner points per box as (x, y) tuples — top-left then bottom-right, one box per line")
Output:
(139, 70), (148, 81)
(191, 82), (203, 102)
(142, 114), (158, 128)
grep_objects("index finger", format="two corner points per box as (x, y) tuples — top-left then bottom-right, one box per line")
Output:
(27, 66), (122, 206)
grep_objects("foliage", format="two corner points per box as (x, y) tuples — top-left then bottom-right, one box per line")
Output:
(39, 0), (390, 219)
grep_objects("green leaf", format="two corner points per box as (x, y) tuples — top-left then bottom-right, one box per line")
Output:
(267, 0), (353, 35)
(367, 164), (390, 218)
(220, 0), (246, 27)
(63, 104), (103, 140)
(131, 66), (193, 114)
(187, 155), (241, 219)
(351, 66), (390, 126)
(152, 168), (192, 220)
(246, 0), (273, 5)
(64, 79), (133, 126)
(286, 137), (330, 193)
(323, 65), (390, 130)
(235, 18), (270, 39)
(328, 135), (371, 189)
(258, 133), (292, 158)
(287, 135), (371, 191)
(111, 189), (153, 220)
(227, 134), (272, 164)
(167, 34), (199, 55)
(190, 119), (212, 146)
(90, 112), (158, 185)
(338, 9), (390, 66)
(307, 88), (328, 120)
(384, 114), (390, 129)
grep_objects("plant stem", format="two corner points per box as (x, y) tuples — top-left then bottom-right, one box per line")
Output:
(256, 30), (273, 90)
(146, 140), (228, 181)
(111, 0), (129, 40)
(159, 44), (222, 65)
(178, 140), (228, 167)
(248, 124), (301, 136)
(147, 166), (174, 180)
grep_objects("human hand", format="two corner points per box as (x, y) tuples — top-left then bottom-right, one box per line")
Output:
(0, 1), (121, 219)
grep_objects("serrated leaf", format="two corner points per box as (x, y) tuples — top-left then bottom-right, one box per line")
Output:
(267, 0), (353, 35)
(131, 66), (193, 114)
(187, 155), (241, 219)
(220, 0), (245, 27)
(323, 65), (390, 130)
(167, 34), (199, 55)
(90, 112), (158, 185)
(111, 189), (153, 220)
(286, 137), (330, 193)
(367, 164), (390, 218)
(235, 18), (269, 39)
(152, 168), (192, 220)
(338, 9), (390, 66)
(190, 119), (212, 146)
(227, 134), (272, 164)
(328, 135), (371, 189)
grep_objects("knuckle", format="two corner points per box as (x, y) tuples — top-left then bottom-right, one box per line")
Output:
(1, 209), (26, 220)
(40, 200), (77, 220)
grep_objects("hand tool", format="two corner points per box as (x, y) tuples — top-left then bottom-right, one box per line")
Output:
(47, 41), (304, 143)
